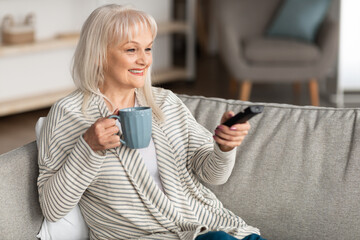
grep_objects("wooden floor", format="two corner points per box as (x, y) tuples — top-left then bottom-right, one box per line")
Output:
(0, 54), (338, 154)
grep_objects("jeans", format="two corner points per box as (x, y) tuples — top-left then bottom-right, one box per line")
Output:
(195, 231), (266, 240)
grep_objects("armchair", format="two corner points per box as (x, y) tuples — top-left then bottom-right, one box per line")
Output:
(216, 0), (339, 106)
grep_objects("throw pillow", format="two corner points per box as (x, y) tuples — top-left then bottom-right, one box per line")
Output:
(266, 0), (332, 42)
(35, 117), (89, 240)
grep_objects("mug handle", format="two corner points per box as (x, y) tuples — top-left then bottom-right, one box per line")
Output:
(108, 115), (126, 146)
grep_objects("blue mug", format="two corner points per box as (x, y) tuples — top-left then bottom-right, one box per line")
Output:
(109, 107), (152, 149)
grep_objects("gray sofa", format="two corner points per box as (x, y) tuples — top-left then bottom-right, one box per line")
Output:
(1, 94), (359, 240)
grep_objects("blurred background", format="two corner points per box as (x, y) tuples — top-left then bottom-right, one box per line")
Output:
(0, 0), (359, 154)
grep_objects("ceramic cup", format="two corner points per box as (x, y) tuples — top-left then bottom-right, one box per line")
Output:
(108, 107), (152, 149)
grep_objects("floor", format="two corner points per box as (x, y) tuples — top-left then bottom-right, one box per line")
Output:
(0, 54), (340, 154)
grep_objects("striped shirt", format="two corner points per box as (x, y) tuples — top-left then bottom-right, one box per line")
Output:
(37, 87), (260, 239)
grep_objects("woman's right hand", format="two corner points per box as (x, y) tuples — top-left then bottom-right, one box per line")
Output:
(83, 113), (121, 152)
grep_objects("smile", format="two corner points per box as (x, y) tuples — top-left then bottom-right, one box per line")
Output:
(129, 69), (144, 75)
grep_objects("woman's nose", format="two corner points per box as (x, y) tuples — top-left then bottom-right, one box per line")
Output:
(136, 51), (148, 65)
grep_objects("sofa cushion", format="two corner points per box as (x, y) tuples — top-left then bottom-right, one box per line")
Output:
(266, 0), (332, 42)
(243, 37), (320, 65)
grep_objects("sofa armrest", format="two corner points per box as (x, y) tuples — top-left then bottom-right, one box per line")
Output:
(0, 141), (43, 239)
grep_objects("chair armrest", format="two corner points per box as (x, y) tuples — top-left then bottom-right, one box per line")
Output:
(315, 20), (339, 75)
(317, 20), (339, 51)
(217, 18), (247, 79)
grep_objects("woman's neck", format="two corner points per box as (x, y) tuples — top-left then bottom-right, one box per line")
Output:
(99, 86), (136, 111)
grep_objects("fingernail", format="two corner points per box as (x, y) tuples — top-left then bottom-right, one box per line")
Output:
(217, 125), (224, 130)
(230, 126), (237, 130)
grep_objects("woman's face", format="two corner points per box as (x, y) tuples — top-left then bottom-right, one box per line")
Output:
(104, 26), (153, 91)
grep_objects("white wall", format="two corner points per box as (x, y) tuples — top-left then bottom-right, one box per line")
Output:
(338, 0), (360, 91)
(0, 48), (75, 101)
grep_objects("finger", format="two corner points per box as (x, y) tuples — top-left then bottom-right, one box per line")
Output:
(213, 135), (244, 148)
(228, 122), (251, 131)
(92, 119), (116, 138)
(214, 129), (247, 142)
(215, 127), (248, 138)
(104, 126), (120, 136)
(221, 111), (235, 124)
(113, 108), (119, 115)
(214, 132), (246, 144)
(99, 118), (117, 128)
(96, 135), (121, 150)
(107, 135), (121, 146)
(216, 123), (250, 137)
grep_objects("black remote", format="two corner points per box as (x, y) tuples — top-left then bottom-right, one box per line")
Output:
(223, 105), (264, 127)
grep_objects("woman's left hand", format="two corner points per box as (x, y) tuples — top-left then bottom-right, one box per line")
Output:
(213, 111), (251, 152)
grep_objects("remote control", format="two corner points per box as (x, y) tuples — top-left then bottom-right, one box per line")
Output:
(223, 105), (264, 127)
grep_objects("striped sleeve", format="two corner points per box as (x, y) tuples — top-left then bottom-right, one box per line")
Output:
(192, 142), (237, 185)
(183, 103), (237, 185)
(37, 102), (106, 222)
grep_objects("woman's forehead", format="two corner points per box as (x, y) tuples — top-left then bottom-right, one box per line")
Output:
(111, 25), (154, 45)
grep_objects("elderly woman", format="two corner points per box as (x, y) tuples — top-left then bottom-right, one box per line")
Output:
(37, 4), (265, 240)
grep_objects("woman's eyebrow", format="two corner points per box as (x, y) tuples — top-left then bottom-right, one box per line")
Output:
(124, 41), (153, 46)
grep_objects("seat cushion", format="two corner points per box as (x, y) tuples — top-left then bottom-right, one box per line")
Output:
(243, 37), (320, 65)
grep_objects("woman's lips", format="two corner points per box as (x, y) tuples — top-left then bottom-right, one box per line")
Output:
(129, 69), (145, 76)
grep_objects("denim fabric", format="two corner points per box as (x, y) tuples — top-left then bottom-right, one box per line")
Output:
(195, 231), (266, 240)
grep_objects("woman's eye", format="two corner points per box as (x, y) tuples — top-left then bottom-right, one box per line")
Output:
(145, 48), (152, 52)
(126, 48), (135, 52)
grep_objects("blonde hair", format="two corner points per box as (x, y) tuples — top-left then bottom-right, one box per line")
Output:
(72, 4), (164, 121)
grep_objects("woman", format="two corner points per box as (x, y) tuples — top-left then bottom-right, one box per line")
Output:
(38, 4), (265, 240)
